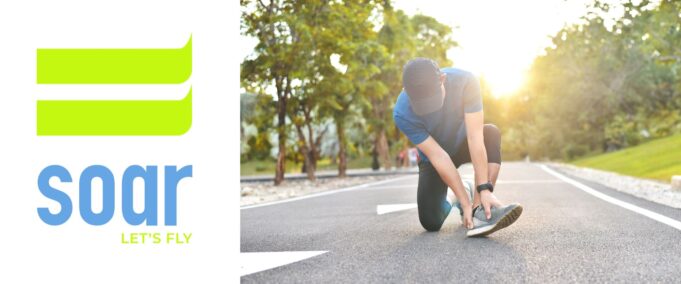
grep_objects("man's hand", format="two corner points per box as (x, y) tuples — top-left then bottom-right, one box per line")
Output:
(416, 136), (475, 228)
(461, 203), (474, 229)
(480, 190), (502, 220)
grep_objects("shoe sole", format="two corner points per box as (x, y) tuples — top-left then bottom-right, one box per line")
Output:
(466, 205), (523, 237)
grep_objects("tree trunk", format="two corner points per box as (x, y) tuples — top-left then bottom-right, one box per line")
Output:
(371, 146), (380, 170)
(302, 149), (315, 181)
(336, 120), (347, 178)
(376, 129), (391, 170)
(275, 94), (287, 186)
(274, 77), (291, 186)
(314, 126), (328, 166)
(295, 123), (316, 182)
(307, 129), (318, 175)
(304, 111), (318, 175)
(299, 146), (314, 180)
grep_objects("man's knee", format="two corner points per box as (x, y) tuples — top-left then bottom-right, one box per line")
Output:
(419, 215), (444, 231)
(483, 124), (501, 141)
(483, 124), (502, 164)
(417, 202), (448, 231)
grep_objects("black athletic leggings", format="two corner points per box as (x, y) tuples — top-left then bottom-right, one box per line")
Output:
(417, 124), (502, 231)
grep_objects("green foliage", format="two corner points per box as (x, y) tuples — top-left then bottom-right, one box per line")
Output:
(240, 93), (276, 161)
(241, 0), (306, 92)
(241, 0), (457, 173)
(242, 0), (681, 172)
(367, 7), (457, 168)
(410, 14), (456, 66)
(506, 0), (681, 160)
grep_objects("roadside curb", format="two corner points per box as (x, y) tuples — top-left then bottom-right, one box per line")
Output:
(240, 168), (418, 183)
(240, 175), (415, 210)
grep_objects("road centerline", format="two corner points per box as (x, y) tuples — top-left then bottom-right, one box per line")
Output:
(376, 203), (418, 215)
(241, 251), (328, 277)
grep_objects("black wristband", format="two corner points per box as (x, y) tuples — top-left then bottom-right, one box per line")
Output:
(476, 182), (494, 193)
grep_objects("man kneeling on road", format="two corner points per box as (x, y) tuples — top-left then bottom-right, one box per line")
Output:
(393, 58), (523, 237)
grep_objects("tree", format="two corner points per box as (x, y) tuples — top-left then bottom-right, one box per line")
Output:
(372, 7), (414, 171)
(507, 0), (681, 160)
(371, 7), (457, 170)
(316, 1), (387, 177)
(242, 0), (460, 182)
(241, 0), (301, 184)
(240, 93), (275, 161)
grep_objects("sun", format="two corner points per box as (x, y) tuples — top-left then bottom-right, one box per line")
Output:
(396, 0), (591, 99)
(483, 70), (526, 98)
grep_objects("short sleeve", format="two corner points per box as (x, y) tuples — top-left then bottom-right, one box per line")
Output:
(463, 74), (483, 113)
(394, 114), (429, 145)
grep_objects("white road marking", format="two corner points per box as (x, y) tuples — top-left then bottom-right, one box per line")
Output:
(367, 180), (562, 190)
(368, 185), (419, 190)
(241, 251), (328, 276)
(540, 165), (681, 231)
(241, 175), (416, 210)
(497, 180), (563, 184)
(377, 203), (417, 215)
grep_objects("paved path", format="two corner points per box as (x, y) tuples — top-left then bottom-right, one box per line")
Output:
(241, 162), (681, 282)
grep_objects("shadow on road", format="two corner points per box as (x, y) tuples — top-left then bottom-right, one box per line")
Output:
(395, 227), (530, 281)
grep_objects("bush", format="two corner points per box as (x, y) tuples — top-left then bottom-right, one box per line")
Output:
(562, 144), (589, 161)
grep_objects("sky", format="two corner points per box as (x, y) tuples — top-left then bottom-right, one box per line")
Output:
(392, 0), (594, 97)
(240, 0), (596, 98)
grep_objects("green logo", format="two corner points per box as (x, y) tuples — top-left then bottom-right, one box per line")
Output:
(36, 36), (192, 136)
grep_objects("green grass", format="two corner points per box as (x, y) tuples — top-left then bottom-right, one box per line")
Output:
(241, 156), (374, 176)
(572, 134), (681, 181)
(240, 159), (285, 176)
(315, 156), (373, 171)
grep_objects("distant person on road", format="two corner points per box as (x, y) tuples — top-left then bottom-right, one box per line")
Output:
(393, 58), (523, 237)
(408, 147), (418, 167)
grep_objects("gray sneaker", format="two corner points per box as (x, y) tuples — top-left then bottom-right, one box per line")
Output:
(466, 203), (523, 237)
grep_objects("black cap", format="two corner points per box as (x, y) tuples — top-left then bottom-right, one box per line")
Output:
(402, 58), (444, 115)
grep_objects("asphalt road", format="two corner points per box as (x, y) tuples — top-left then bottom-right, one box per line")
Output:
(240, 162), (681, 283)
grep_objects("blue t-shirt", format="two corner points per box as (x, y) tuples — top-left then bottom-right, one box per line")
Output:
(393, 67), (482, 162)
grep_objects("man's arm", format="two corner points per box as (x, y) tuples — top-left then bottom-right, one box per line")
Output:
(416, 136), (473, 229)
(464, 110), (500, 219)
(464, 111), (488, 189)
